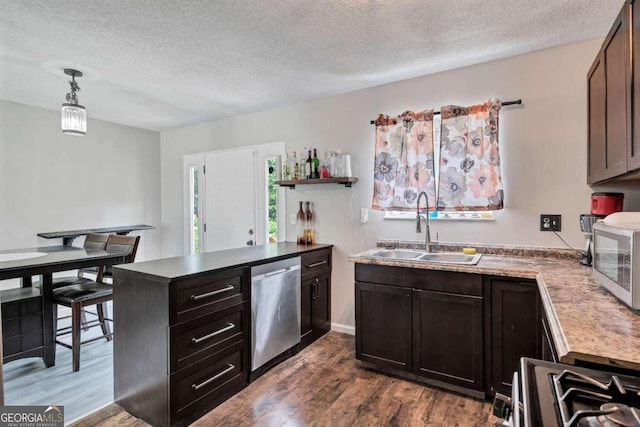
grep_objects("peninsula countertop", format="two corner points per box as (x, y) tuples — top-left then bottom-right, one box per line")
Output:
(349, 247), (640, 372)
(113, 242), (332, 282)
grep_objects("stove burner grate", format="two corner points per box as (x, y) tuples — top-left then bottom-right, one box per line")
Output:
(551, 370), (640, 427)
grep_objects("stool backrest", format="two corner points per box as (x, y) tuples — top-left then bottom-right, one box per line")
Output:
(99, 235), (140, 282)
(78, 233), (110, 278)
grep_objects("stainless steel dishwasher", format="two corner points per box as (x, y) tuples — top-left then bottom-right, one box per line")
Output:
(251, 256), (301, 372)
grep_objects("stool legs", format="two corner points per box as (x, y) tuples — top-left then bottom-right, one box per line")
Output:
(71, 302), (81, 372)
(97, 303), (112, 342)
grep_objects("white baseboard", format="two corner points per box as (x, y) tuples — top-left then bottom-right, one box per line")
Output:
(331, 322), (355, 335)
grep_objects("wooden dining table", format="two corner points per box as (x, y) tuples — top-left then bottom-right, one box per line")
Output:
(0, 245), (128, 367)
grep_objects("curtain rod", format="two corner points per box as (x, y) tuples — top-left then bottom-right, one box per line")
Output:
(369, 99), (522, 125)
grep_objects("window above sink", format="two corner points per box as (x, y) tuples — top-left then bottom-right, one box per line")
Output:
(384, 210), (495, 222)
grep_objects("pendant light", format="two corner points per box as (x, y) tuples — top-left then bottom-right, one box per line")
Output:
(61, 68), (86, 136)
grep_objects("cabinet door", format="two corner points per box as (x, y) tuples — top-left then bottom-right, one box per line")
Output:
(588, 6), (629, 184)
(301, 280), (313, 342)
(355, 282), (412, 372)
(491, 280), (541, 395)
(588, 53), (607, 184)
(631, 1), (640, 171)
(311, 273), (330, 334)
(413, 289), (483, 390)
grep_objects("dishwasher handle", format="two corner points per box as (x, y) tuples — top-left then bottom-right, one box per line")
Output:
(252, 264), (300, 281)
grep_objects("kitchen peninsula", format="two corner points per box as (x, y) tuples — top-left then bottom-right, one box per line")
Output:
(112, 242), (332, 427)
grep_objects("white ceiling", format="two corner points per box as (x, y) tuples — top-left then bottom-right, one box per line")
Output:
(0, 0), (622, 132)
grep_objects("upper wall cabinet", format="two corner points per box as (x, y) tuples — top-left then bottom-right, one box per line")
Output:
(588, 1), (640, 184)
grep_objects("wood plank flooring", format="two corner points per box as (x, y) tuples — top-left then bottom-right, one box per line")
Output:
(72, 332), (496, 427)
(3, 305), (115, 425)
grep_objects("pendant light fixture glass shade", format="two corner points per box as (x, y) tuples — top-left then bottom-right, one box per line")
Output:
(61, 103), (86, 135)
(61, 69), (86, 136)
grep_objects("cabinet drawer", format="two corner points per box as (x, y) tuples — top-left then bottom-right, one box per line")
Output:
(301, 249), (331, 277)
(3, 312), (43, 338)
(2, 298), (42, 320)
(170, 303), (246, 372)
(3, 329), (43, 358)
(171, 343), (247, 415)
(173, 268), (247, 323)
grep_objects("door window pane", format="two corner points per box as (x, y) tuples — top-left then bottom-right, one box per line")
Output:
(189, 166), (200, 254)
(267, 158), (278, 243)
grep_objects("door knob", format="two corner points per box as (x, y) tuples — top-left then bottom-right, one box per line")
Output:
(246, 240), (254, 246)
(248, 229), (254, 235)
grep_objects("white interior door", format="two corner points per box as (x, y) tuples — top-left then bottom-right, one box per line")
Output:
(204, 147), (256, 252)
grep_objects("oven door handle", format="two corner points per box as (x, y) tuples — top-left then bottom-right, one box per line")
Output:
(512, 371), (522, 427)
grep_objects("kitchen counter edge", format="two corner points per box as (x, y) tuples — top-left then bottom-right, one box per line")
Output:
(113, 242), (333, 283)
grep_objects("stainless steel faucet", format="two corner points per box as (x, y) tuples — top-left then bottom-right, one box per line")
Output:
(416, 191), (432, 252)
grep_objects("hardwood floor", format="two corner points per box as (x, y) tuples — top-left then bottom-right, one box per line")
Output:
(3, 305), (115, 425)
(72, 332), (495, 427)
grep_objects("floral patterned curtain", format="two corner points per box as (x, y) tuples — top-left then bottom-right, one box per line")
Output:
(437, 98), (503, 211)
(372, 110), (436, 211)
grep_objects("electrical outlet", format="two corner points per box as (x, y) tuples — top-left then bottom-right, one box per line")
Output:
(540, 214), (561, 232)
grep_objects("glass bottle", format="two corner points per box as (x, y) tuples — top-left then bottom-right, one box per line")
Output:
(297, 201), (306, 244)
(305, 201), (315, 244)
(282, 153), (290, 180)
(292, 151), (299, 180)
(306, 150), (313, 179)
(313, 148), (320, 179)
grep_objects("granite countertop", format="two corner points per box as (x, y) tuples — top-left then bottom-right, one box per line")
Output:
(349, 244), (640, 372)
(113, 242), (332, 282)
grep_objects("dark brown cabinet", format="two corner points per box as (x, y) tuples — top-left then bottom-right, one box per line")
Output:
(355, 282), (412, 371)
(587, 1), (640, 184)
(413, 289), (483, 390)
(355, 264), (484, 393)
(354, 263), (545, 397)
(1, 288), (44, 364)
(489, 278), (541, 395)
(114, 266), (250, 427)
(299, 248), (332, 349)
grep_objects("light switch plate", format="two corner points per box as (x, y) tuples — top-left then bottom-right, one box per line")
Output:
(361, 208), (368, 224)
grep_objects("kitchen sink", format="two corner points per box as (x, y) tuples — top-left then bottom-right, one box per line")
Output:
(367, 249), (424, 260)
(417, 252), (482, 265)
(366, 248), (482, 265)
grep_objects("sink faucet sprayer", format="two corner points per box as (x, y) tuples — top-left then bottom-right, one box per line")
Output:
(416, 191), (432, 252)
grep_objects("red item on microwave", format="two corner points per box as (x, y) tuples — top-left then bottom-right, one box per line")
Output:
(591, 192), (624, 215)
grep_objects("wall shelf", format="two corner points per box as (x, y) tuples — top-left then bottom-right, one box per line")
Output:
(275, 177), (358, 189)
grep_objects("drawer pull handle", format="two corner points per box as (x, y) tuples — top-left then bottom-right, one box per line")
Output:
(306, 260), (327, 268)
(191, 285), (235, 301)
(192, 323), (235, 344)
(191, 364), (235, 391)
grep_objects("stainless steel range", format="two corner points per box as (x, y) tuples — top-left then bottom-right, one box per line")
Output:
(494, 358), (640, 427)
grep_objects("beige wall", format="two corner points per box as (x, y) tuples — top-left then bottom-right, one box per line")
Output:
(0, 100), (162, 268)
(160, 38), (640, 332)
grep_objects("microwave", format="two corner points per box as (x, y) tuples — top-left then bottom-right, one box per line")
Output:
(592, 221), (640, 309)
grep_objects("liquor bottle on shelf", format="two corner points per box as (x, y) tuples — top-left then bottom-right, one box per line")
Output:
(305, 201), (315, 244)
(313, 148), (320, 179)
(305, 150), (313, 179)
(282, 153), (290, 181)
(292, 151), (299, 180)
(297, 201), (306, 244)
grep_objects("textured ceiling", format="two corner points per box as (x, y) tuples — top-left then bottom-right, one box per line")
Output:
(0, 0), (622, 132)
